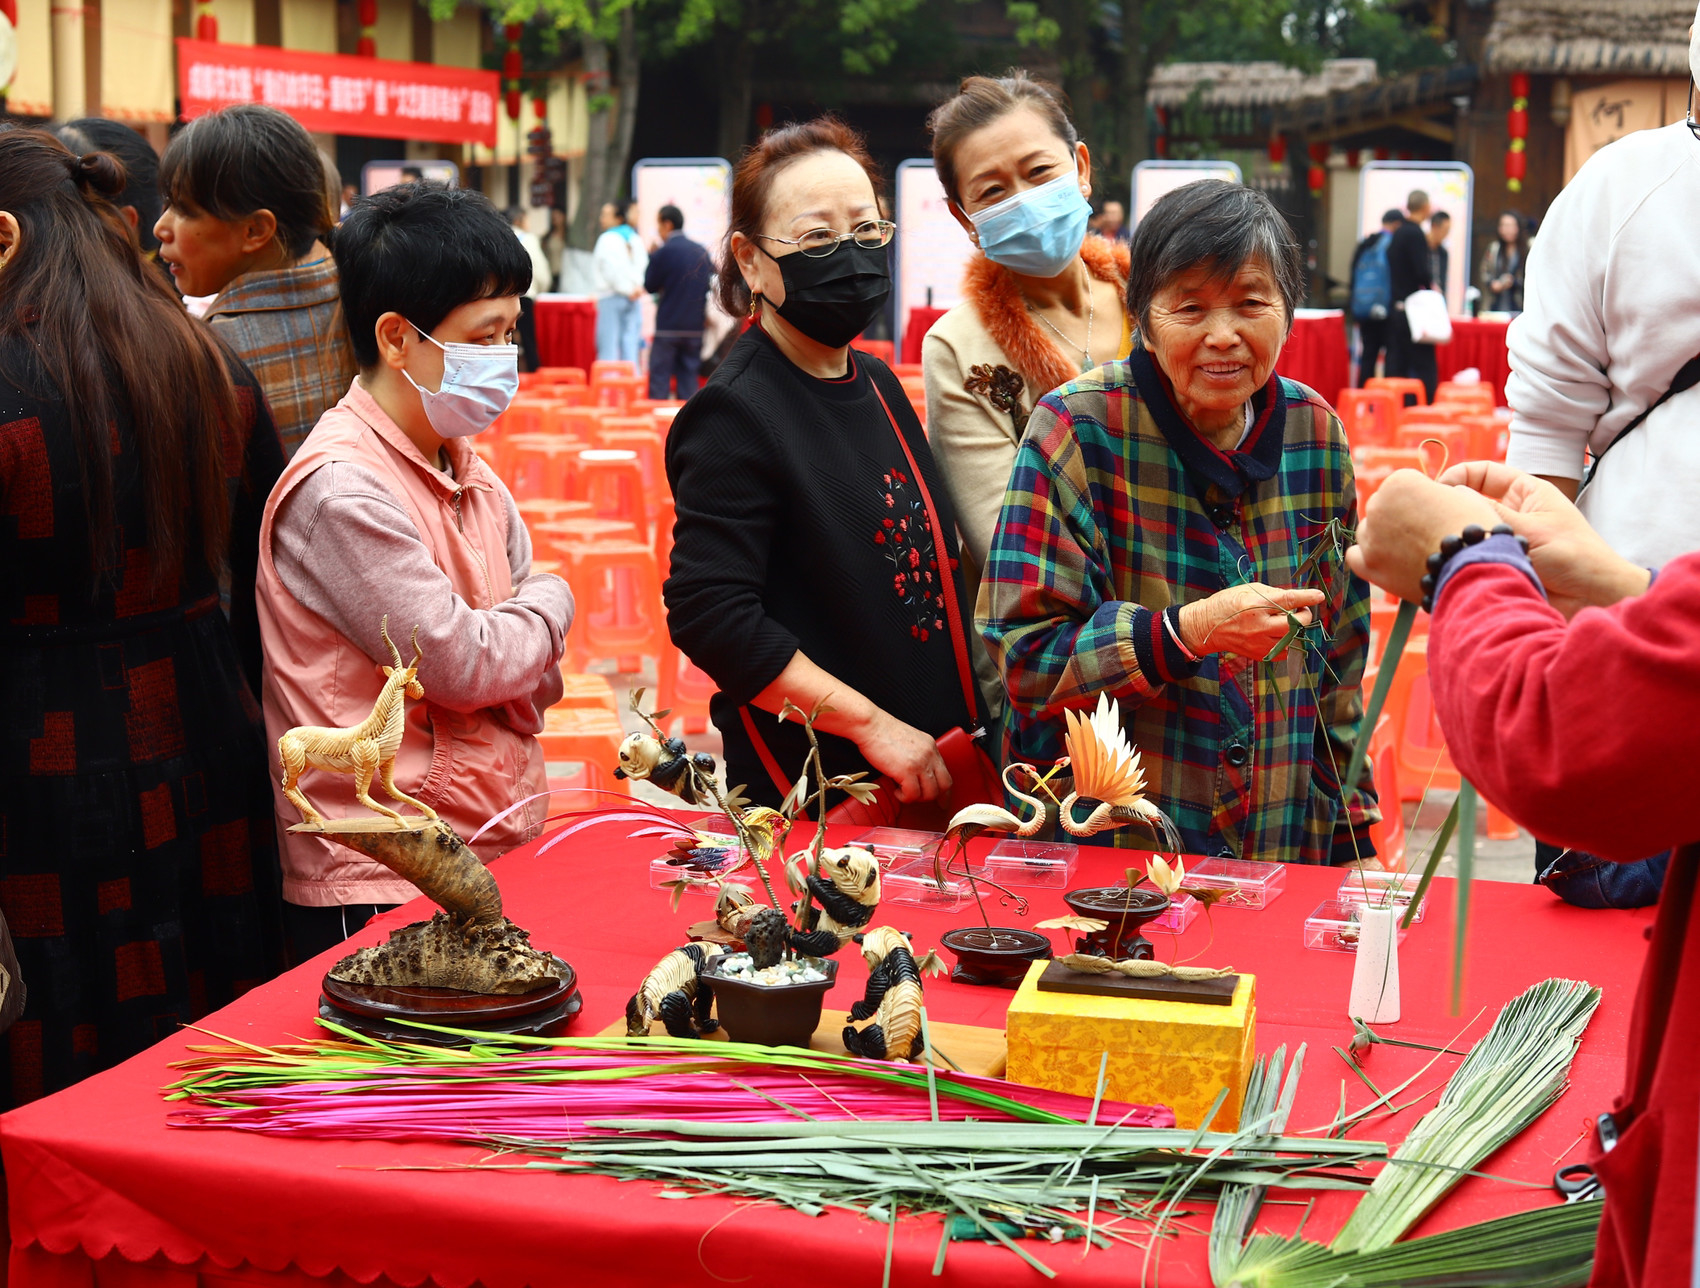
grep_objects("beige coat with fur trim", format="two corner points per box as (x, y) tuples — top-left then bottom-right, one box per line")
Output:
(922, 238), (1131, 716)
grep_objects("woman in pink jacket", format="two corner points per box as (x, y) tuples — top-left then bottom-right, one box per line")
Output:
(258, 183), (573, 962)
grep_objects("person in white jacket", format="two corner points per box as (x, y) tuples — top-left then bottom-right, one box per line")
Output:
(593, 200), (648, 364)
(1503, 11), (1700, 569)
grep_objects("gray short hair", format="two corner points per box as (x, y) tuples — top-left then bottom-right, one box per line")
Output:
(1126, 181), (1303, 338)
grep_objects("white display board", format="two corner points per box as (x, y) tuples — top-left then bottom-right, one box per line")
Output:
(361, 160), (459, 194)
(893, 159), (976, 360)
(1131, 160), (1244, 228)
(630, 157), (732, 344)
(1358, 161), (1473, 317)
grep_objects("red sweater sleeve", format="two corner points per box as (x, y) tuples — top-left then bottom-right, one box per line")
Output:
(1428, 553), (1700, 860)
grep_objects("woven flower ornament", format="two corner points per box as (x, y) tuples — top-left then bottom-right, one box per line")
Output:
(1146, 855), (1185, 896)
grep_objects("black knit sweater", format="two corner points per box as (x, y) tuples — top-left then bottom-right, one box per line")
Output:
(663, 324), (984, 806)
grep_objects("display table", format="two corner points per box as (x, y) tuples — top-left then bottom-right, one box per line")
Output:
(1, 828), (1648, 1288)
(1437, 317), (1513, 404)
(533, 295), (598, 373)
(1277, 310), (1351, 403)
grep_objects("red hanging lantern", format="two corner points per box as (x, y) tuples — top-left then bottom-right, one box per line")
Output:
(194, 0), (217, 42)
(357, 0), (375, 25)
(1510, 73), (1530, 100)
(534, 93), (547, 119)
(1267, 135), (1287, 165)
(1505, 147), (1527, 182)
(355, 34), (373, 55)
(503, 48), (522, 80)
(1506, 73), (1530, 192)
(504, 21), (521, 41)
(1308, 141), (1328, 164)
(1308, 165), (1327, 194)
(1508, 106), (1529, 136)
(505, 87), (522, 121)
(1374, 147), (1391, 161)
(1345, 149), (1361, 168)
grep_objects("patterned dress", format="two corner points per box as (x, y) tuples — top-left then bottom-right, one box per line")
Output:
(979, 347), (1378, 865)
(0, 337), (287, 1108)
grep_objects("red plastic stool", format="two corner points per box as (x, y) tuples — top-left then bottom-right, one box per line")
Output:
(504, 434), (579, 501)
(590, 360), (637, 385)
(1366, 376), (1428, 408)
(1365, 713), (1406, 871)
(559, 540), (666, 673)
(1336, 388), (1399, 449)
(536, 366), (588, 385)
(572, 448), (648, 531)
(539, 706), (629, 799)
(555, 671), (620, 713)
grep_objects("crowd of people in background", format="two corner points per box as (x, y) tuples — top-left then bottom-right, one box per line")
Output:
(1, 70), (1695, 1282)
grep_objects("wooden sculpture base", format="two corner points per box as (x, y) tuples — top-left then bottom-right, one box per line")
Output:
(1034, 958), (1240, 1006)
(320, 955), (582, 1046)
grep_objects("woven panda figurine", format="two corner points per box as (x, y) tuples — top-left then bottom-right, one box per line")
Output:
(842, 926), (924, 1061)
(625, 942), (725, 1037)
(786, 847), (881, 957)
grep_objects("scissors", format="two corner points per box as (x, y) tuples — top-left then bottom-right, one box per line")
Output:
(1554, 1162), (1604, 1203)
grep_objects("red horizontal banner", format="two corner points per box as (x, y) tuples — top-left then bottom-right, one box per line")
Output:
(175, 38), (499, 147)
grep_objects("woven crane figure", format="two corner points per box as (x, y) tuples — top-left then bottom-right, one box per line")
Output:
(1057, 694), (1183, 850)
(278, 616), (438, 827)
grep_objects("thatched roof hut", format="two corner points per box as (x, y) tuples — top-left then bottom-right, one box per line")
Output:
(1483, 0), (1692, 73)
(1147, 59), (1380, 109)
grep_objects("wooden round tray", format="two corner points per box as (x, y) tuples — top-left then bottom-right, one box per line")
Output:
(321, 955), (577, 1022)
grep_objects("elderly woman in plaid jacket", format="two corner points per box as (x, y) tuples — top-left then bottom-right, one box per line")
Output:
(979, 180), (1379, 865)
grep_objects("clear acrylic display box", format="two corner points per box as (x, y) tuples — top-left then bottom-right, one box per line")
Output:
(879, 854), (972, 911)
(1303, 899), (1412, 953)
(1147, 891), (1199, 934)
(1181, 857), (1287, 909)
(845, 827), (944, 864)
(983, 838), (1079, 889)
(1336, 871), (1428, 924)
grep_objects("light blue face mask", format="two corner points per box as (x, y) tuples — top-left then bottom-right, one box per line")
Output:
(969, 168), (1092, 278)
(400, 322), (519, 439)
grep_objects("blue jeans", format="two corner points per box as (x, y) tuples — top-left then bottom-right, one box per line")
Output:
(649, 333), (702, 400)
(1536, 839), (1669, 909)
(596, 295), (642, 364)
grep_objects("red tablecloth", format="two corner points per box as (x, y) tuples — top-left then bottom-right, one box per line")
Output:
(901, 306), (948, 366)
(1, 830), (1648, 1288)
(1277, 311), (1352, 405)
(533, 296), (598, 372)
(1437, 317), (1513, 404)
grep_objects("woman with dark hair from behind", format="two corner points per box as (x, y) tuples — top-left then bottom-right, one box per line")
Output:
(0, 126), (287, 1109)
(155, 103), (357, 456)
(53, 118), (165, 257)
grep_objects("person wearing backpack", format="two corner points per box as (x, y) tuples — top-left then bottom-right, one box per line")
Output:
(1349, 210), (1400, 385)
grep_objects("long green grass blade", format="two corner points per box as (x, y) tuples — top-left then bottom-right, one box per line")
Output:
(1401, 794), (1460, 930)
(1342, 599), (1417, 801)
(1453, 781), (1478, 1014)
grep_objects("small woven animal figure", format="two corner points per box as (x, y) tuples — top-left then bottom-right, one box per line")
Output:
(614, 731), (719, 806)
(787, 847), (881, 957)
(278, 617), (438, 827)
(842, 926), (924, 1061)
(625, 942), (726, 1037)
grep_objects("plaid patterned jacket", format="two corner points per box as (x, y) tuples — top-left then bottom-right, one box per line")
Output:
(205, 256), (358, 459)
(978, 347), (1379, 865)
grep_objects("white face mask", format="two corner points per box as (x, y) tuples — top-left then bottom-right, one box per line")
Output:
(400, 322), (519, 439)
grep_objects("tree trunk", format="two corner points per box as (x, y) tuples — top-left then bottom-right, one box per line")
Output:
(569, 31), (611, 251)
(716, 26), (754, 163)
(1119, 0), (1150, 181)
(607, 3), (641, 202)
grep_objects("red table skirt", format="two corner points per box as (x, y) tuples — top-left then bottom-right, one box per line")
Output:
(901, 306), (947, 366)
(1, 827), (1649, 1288)
(532, 297), (597, 373)
(1277, 311), (1352, 405)
(1436, 317), (1513, 404)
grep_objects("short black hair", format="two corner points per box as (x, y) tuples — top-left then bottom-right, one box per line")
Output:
(56, 118), (164, 251)
(334, 181), (533, 367)
(658, 203), (684, 230)
(1127, 179), (1304, 337)
(159, 104), (331, 259)
(1381, 208), (1404, 225)
(1430, 210), (1451, 224)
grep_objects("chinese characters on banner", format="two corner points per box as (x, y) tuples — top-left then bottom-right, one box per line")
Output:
(175, 38), (498, 147)
(1563, 79), (1688, 184)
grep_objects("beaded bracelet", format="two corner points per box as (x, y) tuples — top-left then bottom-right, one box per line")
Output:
(1420, 524), (1529, 613)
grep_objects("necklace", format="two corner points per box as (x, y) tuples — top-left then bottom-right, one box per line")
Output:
(1026, 272), (1096, 371)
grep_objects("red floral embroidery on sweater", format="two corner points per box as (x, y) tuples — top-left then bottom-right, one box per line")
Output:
(874, 468), (945, 641)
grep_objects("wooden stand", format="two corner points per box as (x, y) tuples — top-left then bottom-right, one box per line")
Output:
(320, 956), (582, 1045)
(1034, 958), (1240, 1006)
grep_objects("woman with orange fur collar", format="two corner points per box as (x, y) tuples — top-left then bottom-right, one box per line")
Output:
(922, 73), (1132, 715)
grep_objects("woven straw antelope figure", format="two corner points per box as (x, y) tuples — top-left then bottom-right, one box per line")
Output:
(278, 617), (439, 827)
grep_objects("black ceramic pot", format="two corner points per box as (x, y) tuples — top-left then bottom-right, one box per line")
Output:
(1062, 886), (1171, 960)
(705, 958), (838, 1047)
(940, 926), (1051, 989)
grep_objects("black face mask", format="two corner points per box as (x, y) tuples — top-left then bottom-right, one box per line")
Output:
(759, 239), (892, 350)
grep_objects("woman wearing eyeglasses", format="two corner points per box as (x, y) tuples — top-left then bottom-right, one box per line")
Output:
(920, 73), (1132, 717)
(663, 117), (988, 813)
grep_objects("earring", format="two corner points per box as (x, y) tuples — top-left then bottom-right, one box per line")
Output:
(748, 292), (760, 317)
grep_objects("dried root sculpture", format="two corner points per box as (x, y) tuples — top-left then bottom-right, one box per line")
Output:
(786, 848), (880, 957)
(626, 943), (726, 1037)
(279, 617), (437, 827)
(842, 926), (925, 1061)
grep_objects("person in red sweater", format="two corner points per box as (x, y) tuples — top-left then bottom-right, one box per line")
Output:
(1348, 461), (1694, 1288)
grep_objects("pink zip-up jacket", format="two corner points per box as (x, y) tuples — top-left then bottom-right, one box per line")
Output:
(258, 379), (572, 907)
